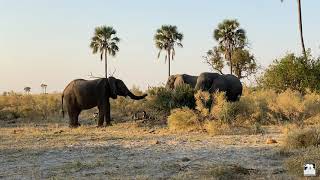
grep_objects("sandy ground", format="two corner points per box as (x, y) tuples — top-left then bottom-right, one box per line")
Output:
(0, 120), (293, 179)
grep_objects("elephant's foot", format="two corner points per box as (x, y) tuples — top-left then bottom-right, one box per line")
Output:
(105, 122), (113, 127)
(69, 124), (80, 128)
(96, 125), (104, 128)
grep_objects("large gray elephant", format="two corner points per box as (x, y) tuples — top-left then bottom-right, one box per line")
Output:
(62, 77), (147, 127)
(195, 72), (242, 102)
(165, 74), (198, 89)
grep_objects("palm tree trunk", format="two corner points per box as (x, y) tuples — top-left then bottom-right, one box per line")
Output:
(228, 45), (233, 75)
(168, 49), (171, 77)
(297, 0), (307, 60)
(105, 49), (108, 78)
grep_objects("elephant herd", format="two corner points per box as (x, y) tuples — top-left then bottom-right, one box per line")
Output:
(62, 72), (242, 127)
(166, 72), (242, 101)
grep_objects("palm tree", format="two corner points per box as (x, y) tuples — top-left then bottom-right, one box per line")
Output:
(24, 87), (31, 94)
(154, 25), (183, 77)
(281, 0), (307, 60)
(40, 84), (47, 94)
(90, 26), (120, 78)
(214, 19), (246, 75)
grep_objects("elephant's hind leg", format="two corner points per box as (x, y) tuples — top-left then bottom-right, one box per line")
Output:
(68, 107), (81, 128)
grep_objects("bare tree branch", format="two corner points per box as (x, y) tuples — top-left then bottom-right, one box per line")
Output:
(108, 68), (117, 77)
(88, 72), (104, 79)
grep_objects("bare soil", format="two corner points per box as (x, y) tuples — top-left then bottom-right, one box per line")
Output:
(0, 119), (293, 179)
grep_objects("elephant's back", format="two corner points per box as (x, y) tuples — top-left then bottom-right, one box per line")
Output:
(196, 72), (221, 90)
(63, 79), (86, 93)
(224, 75), (242, 88)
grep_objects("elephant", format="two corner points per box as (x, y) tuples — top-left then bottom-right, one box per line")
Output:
(61, 77), (147, 127)
(165, 74), (198, 89)
(195, 72), (242, 102)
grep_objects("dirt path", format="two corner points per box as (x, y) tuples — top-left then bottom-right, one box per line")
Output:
(0, 121), (290, 179)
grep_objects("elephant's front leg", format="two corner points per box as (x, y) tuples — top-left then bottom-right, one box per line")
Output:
(105, 99), (112, 126)
(97, 105), (105, 127)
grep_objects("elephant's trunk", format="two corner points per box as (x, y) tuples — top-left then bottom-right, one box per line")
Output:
(127, 91), (147, 100)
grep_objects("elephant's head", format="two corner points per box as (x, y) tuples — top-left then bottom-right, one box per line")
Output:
(165, 75), (177, 89)
(108, 77), (147, 100)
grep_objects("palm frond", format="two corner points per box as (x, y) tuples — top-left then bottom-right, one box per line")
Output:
(90, 25), (120, 60)
(111, 37), (120, 43)
(154, 25), (183, 65)
(157, 50), (162, 59)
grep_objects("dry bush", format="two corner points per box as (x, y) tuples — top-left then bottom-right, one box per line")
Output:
(0, 93), (60, 120)
(283, 126), (320, 149)
(210, 91), (229, 122)
(167, 107), (201, 132)
(210, 91), (256, 124)
(195, 91), (264, 135)
(194, 91), (211, 117)
(268, 89), (305, 122)
(204, 120), (232, 135)
(284, 146), (320, 177)
(245, 89), (275, 124)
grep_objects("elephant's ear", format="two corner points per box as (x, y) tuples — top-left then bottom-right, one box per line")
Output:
(108, 77), (117, 99)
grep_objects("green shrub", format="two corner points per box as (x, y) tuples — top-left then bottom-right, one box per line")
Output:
(260, 53), (320, 93)
(172, 85), (195, 109)
(147, 85), (195, 113)
(167, 107), (201, 131)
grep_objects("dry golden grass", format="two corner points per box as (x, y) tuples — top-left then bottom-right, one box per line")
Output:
(284, 146), (320, 177)
(204, 120), (264, 135)
(283, 125), (320, 150)
(167, 107), (201, 132)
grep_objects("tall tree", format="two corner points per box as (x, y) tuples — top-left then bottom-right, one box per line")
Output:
(203, 47), (257, 79)
(281, 0), (307, 60)
(90, 26), (120, 78)
(203, 47), (224, 74)
(40, 84), (47, 94)
(232, 49), (257, 78)
(154, 25), (183, 77)
(24, 87), (31, 94)
(213, 19), (246, 75)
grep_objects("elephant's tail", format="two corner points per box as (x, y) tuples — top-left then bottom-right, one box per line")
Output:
(61, 94), (64, 118)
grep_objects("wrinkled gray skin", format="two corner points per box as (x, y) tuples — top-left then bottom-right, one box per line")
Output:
(62, 77), (147, 127)
(165, 74), (198, 89)
(195, 72), (242, 102)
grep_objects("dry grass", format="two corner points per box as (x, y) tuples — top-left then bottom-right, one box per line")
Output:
(173, 164), (252, 180)
(281, 125), (320, 177)
(167, 107), (201, 132)
(0, 120), (288, 179)
(283, 125), (320, 150)
(284, 146), (320, 177)
(204, 120), (264, 135)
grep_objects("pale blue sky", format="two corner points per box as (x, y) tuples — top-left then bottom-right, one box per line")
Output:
(0, 0), (319, 93)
